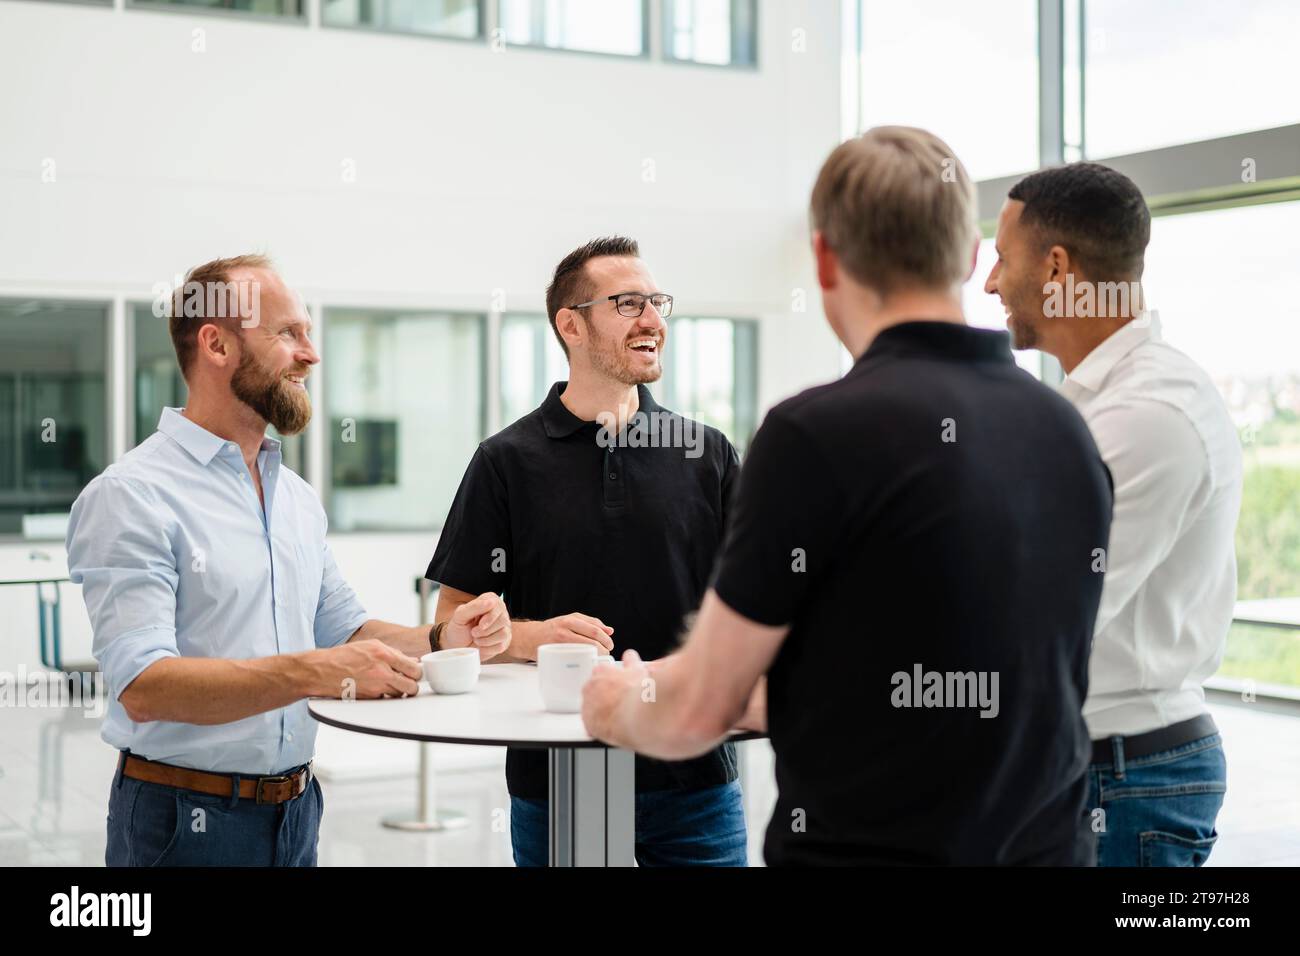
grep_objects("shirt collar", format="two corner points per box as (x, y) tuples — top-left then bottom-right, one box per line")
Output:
(851, 320), (1014, 373)
(156, 407), (283, 466)
(1063, 312), (1162, 395)
(540, 382), (662, 439)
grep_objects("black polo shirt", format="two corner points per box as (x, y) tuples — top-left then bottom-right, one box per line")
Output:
(711, 321), (1113, 866)
(427, 382), (740, 800)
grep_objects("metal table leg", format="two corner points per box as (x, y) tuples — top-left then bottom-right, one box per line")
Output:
(548, 746), (635, 867)
(380, 577), (466, 833)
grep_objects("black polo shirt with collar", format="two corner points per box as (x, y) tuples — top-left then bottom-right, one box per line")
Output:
(427, 382), (740, 800)
(710, 320), (1114, 866)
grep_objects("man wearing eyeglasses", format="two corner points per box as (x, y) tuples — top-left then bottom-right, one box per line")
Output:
(426, 236), (749, 866)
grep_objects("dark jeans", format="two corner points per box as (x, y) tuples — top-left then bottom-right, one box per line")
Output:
(1086, 732), (1227, 867)
(106, 757), (322, 867)
(511, 780), (748, 867)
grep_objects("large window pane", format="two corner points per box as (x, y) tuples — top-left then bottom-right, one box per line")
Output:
(664, 0), (756, 66)
(1084, 0), (1300, 159)
(500, 0), (645, 56)
(322, 0), (480, 38)
(660, 316), (758, 453)
(858, 0), (1038, 181)
(324, 309), (484, 531)
(0, 300), (108, 538)
(129, 303), (304, 474)
(500, 313), (567, 427)
(130, 0), (302, 15)
(1141, 201), (1300, 689)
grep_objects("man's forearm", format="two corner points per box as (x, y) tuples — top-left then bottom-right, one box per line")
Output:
(349, 619), (433, 659)
(120, 652), (325, 726)
(608, 654), (734, 760)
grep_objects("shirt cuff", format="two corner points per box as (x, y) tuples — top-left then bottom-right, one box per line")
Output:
(96, 626), (180, 702)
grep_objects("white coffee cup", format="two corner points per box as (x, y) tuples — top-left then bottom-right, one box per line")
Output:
(421, 647), (480, 695)
(537, 644), (597, 713)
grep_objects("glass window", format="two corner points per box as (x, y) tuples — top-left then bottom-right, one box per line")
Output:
(499, 0), (645, 56)
(131, 303), (186, 450)
(322, 0), (480, 38)
(664, 0), (756, 66)
(324, 309), (485, 531)
(1141, 200), (1300, 689)
(129, 0), (302, 15)
(498, 313), (758, 452)
(858, 0), (1038, 181)
(129, 303), (304, 474)
(659, 316), (758, 453)
(500, 313), (567, 427)
(1084, 0), (1300, 159)
(0, 300), (109, 538)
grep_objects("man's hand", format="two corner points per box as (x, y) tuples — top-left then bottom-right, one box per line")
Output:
(312, 640), (423, 699)
(581, 648), (648, 746)
(534, 613), (615, 654)
(441, 592), (512, 662)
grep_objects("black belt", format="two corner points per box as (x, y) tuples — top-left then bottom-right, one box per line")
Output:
(1090, 713), (1218, 766)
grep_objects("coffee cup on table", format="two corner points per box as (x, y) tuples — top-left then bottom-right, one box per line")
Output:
(538, 643), (598, 713)
(421, 647), (480, 695)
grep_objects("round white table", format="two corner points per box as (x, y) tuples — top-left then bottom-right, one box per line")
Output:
(308, 662), (761, 866)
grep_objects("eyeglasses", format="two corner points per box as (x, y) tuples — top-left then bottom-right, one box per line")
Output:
(569, 292), (674, 319)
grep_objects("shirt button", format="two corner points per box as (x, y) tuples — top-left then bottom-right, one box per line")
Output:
(286, 732), (294, 742)
(609, 472), (617, 479)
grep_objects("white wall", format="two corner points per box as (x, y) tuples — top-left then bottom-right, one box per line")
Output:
(0, 0), (846, 671)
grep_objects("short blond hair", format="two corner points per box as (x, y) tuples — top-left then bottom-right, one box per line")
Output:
(810, 126), (977, 294)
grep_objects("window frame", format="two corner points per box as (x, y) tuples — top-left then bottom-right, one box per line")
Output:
(661, 0), (759, 70)
(318, 0), (486, 44)
(125, 0), (309, 26)
(495, 0), (651, 60)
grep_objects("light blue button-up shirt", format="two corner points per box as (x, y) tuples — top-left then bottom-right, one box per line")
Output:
(67, 408), (369, 774)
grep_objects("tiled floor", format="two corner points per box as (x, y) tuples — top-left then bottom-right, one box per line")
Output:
(0, 693), (1294, 867)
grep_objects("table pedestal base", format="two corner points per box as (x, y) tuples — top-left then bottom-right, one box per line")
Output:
(379, 741), (467, 833)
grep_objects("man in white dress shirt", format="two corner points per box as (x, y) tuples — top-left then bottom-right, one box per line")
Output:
(67, 254), (512, 866)
(984, 163), (1243, 866)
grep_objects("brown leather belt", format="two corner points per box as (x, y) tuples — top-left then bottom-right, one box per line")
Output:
(121, 753), (311, 805)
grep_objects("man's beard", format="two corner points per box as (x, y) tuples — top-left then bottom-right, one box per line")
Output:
(584, 319), (662, 385)
(230, 347), (312, 435)
(1008, 312), (1040, 350)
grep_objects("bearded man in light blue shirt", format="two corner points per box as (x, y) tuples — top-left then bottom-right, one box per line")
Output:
(67, 253), (512, 867)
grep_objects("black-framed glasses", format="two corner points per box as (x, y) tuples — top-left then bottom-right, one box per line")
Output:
(569, 291), (674, 318)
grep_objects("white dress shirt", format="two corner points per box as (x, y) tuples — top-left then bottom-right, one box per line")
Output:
(1059, 314), (1243, 739)
(66, 408), (370, 774)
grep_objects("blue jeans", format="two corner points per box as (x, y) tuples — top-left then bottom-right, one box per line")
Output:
(511, 780), (748, 866)
(1085, 732), (1226, 867)
(106, 758), (323, 867)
